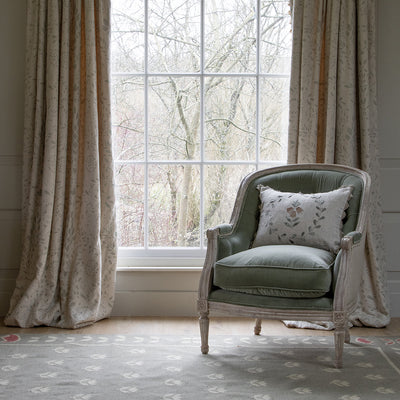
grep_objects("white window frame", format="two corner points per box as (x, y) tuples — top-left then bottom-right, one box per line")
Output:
(112, 0), (291, 268)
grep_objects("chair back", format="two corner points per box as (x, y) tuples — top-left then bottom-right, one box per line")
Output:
(230, 164), (368, 250)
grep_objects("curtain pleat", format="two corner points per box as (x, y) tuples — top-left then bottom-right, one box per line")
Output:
(5, 0), (117, 329)
(287, 0), (390, 327)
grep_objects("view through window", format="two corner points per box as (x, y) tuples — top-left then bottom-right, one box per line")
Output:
(111, 0), (292, 260)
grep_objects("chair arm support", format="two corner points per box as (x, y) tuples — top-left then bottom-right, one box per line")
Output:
(198, 223), (253, 304)
(334, 231), (365, 312)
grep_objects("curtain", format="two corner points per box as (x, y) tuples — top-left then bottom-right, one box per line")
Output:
(4, 0), (117, 329)
(287, 0), (390, 327)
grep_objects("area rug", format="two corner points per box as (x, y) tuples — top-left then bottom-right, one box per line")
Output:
(1, 334), (400, 400)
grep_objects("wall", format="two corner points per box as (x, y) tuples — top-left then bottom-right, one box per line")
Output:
(0, 0), (399, 318)
(0, 1), (25, 316)
(378, 0), (400, 315)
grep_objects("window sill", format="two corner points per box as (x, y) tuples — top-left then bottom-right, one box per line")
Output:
(117, 257), (205, 271)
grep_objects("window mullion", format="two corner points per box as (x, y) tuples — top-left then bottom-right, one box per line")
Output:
(144, 0), (149, 250)
(200, 0), (205, 250)
(256, 0), (261, 170)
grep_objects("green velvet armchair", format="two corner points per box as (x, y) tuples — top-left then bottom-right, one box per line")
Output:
(197, 163), (370, 368)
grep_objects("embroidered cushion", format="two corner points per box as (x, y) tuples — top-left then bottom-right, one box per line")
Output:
(252, 185), (353, 253)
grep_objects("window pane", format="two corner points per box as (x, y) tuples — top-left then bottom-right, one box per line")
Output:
(204, 164), (255, 232)
(148, 77), (200, 160)
(148, 164), (200, 247)
(111, 0), (145, 73)
(205, 77), (256, 160)
(148, 0), (200, 73)
(259, 77), (290, 161)
(260, 0), (292, 74)
(115, 164), (145, 247)
(205, 0), (256, 73)
(112, 76), (145, 161)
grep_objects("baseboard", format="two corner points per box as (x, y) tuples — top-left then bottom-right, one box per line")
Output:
(389, 291), (400, 318)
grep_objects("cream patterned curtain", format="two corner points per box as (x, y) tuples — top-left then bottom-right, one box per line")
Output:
(4, 0), (117, 329)
(287, 0), (390, 327)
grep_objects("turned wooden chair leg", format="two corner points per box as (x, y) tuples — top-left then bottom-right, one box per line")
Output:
(333, 312), (347, 368)
(199, 311), (210, 354)
(254, 318), (262, 335)
(334, 329), (345, 368)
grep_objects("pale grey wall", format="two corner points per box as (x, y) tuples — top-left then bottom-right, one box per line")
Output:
(0, 0), (399, 317)
(378, 0), (400, 314)
(0, 1), (25, 315)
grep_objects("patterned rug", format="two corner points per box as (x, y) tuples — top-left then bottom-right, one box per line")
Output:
(1, 334), (400, 400)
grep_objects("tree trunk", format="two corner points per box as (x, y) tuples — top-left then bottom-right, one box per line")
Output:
(177, 164), (192, 246)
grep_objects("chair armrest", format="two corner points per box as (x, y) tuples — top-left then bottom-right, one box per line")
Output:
(214, 223), (233, 235)
(210, 224), (254, 261)
(340, 231), (362, 249)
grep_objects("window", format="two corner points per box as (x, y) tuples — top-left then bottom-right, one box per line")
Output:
(111, 0), (292, 264)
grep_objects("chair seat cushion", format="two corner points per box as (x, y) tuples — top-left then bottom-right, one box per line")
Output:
(213, 245), (336, 298)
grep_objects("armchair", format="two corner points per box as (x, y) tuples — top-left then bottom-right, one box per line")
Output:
(197, 163), (370, 368)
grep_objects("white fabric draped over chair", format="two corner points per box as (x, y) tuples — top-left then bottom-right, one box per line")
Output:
(4, 0), (117, 329)
(287, 0), (390, 327)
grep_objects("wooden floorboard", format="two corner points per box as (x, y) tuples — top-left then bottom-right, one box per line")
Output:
(1, 317), (399, 336)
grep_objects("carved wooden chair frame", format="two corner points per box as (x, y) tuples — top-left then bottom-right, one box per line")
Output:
(197, 163), (371, 368)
